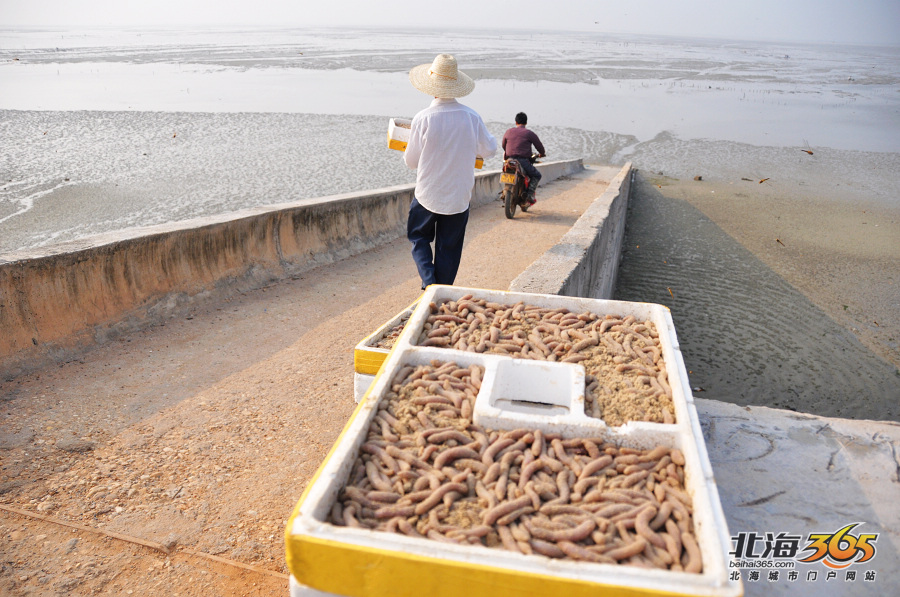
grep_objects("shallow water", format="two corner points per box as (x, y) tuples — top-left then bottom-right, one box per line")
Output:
(1, 27), (898, 253)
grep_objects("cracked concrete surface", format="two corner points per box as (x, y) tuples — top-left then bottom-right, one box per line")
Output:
(698, 398), (900, 596)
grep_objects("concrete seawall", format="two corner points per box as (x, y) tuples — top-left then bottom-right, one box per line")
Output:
(0, 159), (584, 378)
(510, 162), (632, 298)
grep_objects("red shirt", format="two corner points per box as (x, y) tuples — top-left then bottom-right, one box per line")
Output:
(502, 125), (545, 159)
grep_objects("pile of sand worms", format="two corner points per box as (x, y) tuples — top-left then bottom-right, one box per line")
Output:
(416, 296), (675, 426)
(331, 360), (702, 572)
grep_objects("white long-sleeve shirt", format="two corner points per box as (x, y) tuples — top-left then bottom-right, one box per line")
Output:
(403, 98), (498, 215)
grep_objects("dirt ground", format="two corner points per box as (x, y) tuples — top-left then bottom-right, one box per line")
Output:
(0, 167), (615, 596)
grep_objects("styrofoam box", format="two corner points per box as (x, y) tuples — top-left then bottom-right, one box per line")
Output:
(353, 299), (419, 377)
(352, 372), (375, 404)
(387, 117), (411, 152)
(286, 286), (741, 597)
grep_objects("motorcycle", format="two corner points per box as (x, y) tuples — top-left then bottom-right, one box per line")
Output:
(499, 154), (541, 219)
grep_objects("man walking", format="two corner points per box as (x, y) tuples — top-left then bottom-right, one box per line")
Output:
(502, 112), (546, 204)
(404, 54), (498, 289)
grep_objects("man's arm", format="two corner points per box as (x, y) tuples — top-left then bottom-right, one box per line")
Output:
(530, 131), (546, 157)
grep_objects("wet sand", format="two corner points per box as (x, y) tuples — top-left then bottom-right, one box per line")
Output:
(615, 170), (899, 420)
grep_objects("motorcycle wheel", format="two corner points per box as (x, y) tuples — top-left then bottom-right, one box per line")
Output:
(504, 185), (517, 219)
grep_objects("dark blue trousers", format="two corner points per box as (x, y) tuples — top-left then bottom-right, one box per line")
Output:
(512, 157), (541, 189)
(407, 198), (469, 289)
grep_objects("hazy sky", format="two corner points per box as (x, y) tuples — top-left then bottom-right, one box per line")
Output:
(2, 0), (898, 46)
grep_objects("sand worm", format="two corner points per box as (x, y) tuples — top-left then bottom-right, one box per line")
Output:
(530, 538), (566, 558)
(662, 530), (681, 566)
(410, 395), (455, 408)
(413, 482), (468, 516)
(527, 516), (571, 531)
(415, 411), (434, 430)
(481, 437), (515, 466)
(361, 442), (400, 474)
(558, 541), (615, 564)
(447, 525), (493, 542)
(330, 502), (343, 526)
(385, 445), (432, 473)
(650, 501), (673, 530)
(517, 458), (547, 489)
(496, 506), (535, 526)
(365, 461), (394, 493)
(523, 482), (542, 510)
(605, 536), (648, 561)
(460, 398), (473, 419)
(638, 446), (669, 463)
(571, 336), (599, 352)
(481, 461), (501, 485)
(395, 518), (421, 538)
(526, 518), (596, 543)
(341, 503), (362, 528)
(617, 469), (650, 489)
(644, 543), (674, 568)
(562, 354), (587, 363)
(665, 519), (682, 558)
(483, 495), (533, 526)
(578, 454), (614, 480)
(681, 532), (703, 573)
(426, 429), (474, 445)
(373, 417), (399, 442)
(475, 481), (498, 510)
(367, 490), (401, 504)
(623, 461), (658, 475)
(670, 449), (685, 466)
(593, 502), (638, 520)
(653, 482), (667, 504)
(399, 488), (433, 506)
(652, 455), (672, 473)
(453, 458), (487, 474)
(635, 505), (666, 549)
(663, 484), (692, 509)
(495, 441), (528, 463)
(373, 504), (417, 519)
(550, 439), (574, 465)
(582, 439), (601, 459)
(539, 503), (586, 517)
(510, 522), (531, 543)
(573, 475), (602, 497)
(497, 525), (520, 552)
(581, 488), (626, 506)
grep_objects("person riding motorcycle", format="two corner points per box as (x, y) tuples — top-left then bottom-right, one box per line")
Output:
(501, 112), (546, 204)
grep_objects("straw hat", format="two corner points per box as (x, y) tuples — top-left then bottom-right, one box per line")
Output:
(409, 54), (475, 98)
